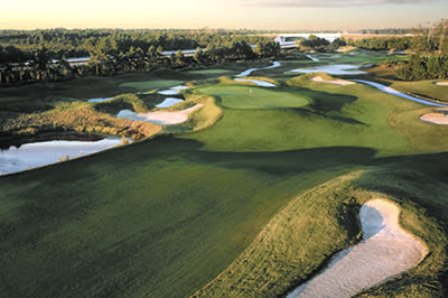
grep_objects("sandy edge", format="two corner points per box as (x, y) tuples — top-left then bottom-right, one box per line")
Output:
(311, 76), (355, 86)
(119, 104), (203, 125)
(288, 198), (428, 298)
(420, 112), (448, 125)
(435, 82), (448, 86)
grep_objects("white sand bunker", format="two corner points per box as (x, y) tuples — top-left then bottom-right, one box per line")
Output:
(234, 78), (276, 87)
(312, 76), (355, 86)
(158, 85), (188, 95)
(420, 112), (448, 125)
(117, 104), (203, 125)
(155, 97), (184, 108)
(436, 81), (448, 86)
(288, 199), (428, 298)
(0, 138), (121, 176)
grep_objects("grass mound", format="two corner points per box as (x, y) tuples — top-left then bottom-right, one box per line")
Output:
(194, 167), (447, 297)
(1, 101), (161, 140)
(94, 93), (149, 114)
(193, 172), (363, 297)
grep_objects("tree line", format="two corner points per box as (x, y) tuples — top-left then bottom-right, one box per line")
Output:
(345, 19), (448, 81)
(0, 29), (280, 86)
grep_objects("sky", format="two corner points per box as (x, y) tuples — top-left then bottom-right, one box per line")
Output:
(1, 0), (447, 30)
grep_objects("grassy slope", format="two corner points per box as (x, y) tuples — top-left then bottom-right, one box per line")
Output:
(193, 168), (447, 298)
(194, 171), (364, 298)
(0, 137), (362, 297)
(1, 51), (448, 297)
(390, 80), (448, 102)
(191, 81), (430, 155)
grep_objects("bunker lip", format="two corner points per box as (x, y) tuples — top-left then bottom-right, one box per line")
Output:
(0, 138), (122, 176)
(234, 78), (277, 87)
(287, 198), (428, 298)
(311, 76), (355, 86)
(117, 104), (203, 125)
(420, 111), (448, 125)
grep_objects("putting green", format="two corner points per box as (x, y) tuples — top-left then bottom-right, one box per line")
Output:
(197, 85), (309, 109)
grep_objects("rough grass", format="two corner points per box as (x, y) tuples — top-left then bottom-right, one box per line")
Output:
(193, 168), (448, 297)
(94, 93), (149, 114)
(189, 69), (235, 76)
(0, 71), (190, 112)
(1, 101), (161, 140)
(390, 80), (448, 103)
(119, 79), (184, 91)
(193, 171), (364, 298)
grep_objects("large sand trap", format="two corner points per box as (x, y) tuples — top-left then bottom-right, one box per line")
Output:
(420, 112), (448, 125)
(288, 199), (428, 298)
(0, 138), (121, 176)
(117, 104), (203, 125)
(436, 81), (448, 86)
(312, 76), (355, 86)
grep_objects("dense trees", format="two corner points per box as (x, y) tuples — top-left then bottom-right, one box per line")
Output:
(397, 55), (448, 80)
(347, 19), (448, 53)
(348, 37), (413, 51)
(0, 29), (280, 86)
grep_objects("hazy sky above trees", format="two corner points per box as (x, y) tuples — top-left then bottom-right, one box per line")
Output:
(2, 0), (447, 30)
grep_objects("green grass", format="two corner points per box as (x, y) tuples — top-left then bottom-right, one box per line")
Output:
(196, 85), (308, 110)
(390, 80), (448, 102)
(0, 70), (191, 112)
(188, 69), (235, 76)
(1, 50), (448, 297)
(119, 79), (184, 91)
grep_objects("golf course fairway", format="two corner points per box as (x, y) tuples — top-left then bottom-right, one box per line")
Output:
(1, 51), (448, 297)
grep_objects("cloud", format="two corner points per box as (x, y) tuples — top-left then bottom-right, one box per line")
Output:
(243, 0), (440, 7)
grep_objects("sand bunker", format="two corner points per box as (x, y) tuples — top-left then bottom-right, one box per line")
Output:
(420, 112), (448, 125)
(234, 78), (276, 87)
(292, 64), (366, 75)
(288, 199), (428, 298)
(155, 97), (184, 108)
(436, 81), (448, 86)
(0, 138), (121, 176)
(312, 76), (355, 86)
(158, 85), (188, 95)
(117, 104), (203, 125)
